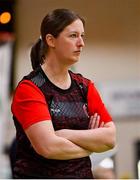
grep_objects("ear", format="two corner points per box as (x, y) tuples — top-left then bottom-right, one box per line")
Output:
(45, 34), (55, 48)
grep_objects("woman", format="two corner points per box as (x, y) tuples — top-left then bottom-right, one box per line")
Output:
(11, 8), (116, 178)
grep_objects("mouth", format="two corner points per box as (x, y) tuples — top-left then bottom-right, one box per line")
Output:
(74, 50), (81, 55)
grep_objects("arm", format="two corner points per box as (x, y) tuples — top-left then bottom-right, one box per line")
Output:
(56, 114), (116, 153)
(55, 80), (116, 152)
(25, 120), (91, 160)
(64, 80), (115, 152)
(12, 80), (91, 160)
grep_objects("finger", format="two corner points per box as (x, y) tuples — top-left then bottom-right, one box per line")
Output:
(91, 113), (98, 129)
(94, 115), (100, 128)
(100, 121), (105, 127)
(88, 116), (93, 129)
(89, 116), (95, 129)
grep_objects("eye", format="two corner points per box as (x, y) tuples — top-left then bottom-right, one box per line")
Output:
(81, 34), (85, 39)
(70, 33), (77, 38)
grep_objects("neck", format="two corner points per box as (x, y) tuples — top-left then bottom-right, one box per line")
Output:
(41, 58), (71, 89)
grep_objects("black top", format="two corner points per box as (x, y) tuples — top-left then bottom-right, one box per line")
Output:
(13, 66), (93, 179)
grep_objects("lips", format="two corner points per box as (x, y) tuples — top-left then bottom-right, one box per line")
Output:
(74, 51), (81, 56)
(74, 50), (81, 53)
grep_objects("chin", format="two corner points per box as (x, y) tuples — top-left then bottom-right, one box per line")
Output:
(66, 56), (80, 66)
(72, 58), (79, 64)
(73, 55), (80, 62)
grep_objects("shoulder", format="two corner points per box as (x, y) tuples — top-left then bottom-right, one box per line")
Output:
(14, 66), (45, 94)
(69, 70), (91, 86)
(13, 79), (45, 102)
(23, 67), (46, 87)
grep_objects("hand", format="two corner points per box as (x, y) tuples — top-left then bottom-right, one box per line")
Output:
(88, 113), (105, 129)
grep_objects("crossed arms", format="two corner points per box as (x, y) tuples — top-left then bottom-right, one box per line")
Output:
(25, 113), (116, 160)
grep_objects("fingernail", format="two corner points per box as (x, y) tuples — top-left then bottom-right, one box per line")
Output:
(94, 113), (97, 117)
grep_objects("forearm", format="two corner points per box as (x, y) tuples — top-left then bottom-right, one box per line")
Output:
(39, 135), (91, 160)
(56, 122), (116, 153)
(25, 121), (91, 161)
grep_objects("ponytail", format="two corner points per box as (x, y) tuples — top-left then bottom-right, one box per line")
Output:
(31, 9), (85, 70)
(30, 39), (45, 70)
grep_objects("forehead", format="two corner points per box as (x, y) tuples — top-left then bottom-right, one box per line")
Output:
(63, 19), (84, 33)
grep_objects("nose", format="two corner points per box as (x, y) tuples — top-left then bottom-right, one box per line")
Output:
(77, 36), (85, 47)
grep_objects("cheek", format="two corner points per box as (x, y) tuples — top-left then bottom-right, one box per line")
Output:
(65, 42), (75, 51)
(60, 43), (72, 52)
(56, 40), (74, 54)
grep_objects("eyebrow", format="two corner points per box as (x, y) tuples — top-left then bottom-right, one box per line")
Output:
(69, 31), (85, 35)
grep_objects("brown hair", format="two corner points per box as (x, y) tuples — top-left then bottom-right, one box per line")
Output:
(30, 8), (85, 70)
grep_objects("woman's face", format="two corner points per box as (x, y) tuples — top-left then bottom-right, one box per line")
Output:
(53, 19), (85, 66)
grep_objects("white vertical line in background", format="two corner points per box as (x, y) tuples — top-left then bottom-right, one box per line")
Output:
(0, 42), (12, 154)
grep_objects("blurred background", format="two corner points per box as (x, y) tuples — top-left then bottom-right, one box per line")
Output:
(0, 0), (140, 178)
